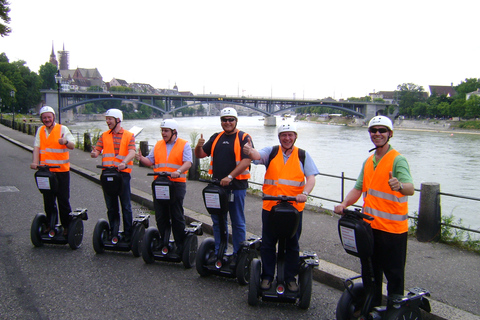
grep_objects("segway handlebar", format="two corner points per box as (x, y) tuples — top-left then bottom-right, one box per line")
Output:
(96, 165), (118, 170)
(199, 178), (226, 186)
(36, 165), (60, 170)
(342, 208), (374, 221)
(262, 195), (297, 202)
(147, 172), (172, 177)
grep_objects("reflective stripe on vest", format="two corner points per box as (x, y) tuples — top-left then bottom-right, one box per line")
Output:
(39, 124), (69, 172)
(208, 131), (250, 180)
(362, 149), (409, 234)
(262, 146), (305, 212)
(153, 138), (188, 183)
(101, 130), (134, 173)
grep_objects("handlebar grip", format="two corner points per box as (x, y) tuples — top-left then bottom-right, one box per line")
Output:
(262, 195), (297, 202)
(343, 208), (374, 221)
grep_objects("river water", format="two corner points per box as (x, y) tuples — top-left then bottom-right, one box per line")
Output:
(69, 116), (480, 231)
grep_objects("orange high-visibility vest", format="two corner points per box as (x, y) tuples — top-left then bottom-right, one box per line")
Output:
(208, 131), (250, 180)
(101, 130), (134, 173)
(39, 124), (69, 172)
(262, 146), (306, 212)
(362, 149), (409, 234)
(153, 138), (188, 183)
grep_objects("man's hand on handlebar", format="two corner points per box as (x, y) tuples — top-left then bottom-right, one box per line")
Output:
(30, 163), (38, 170)
(334, 204), (347, 215)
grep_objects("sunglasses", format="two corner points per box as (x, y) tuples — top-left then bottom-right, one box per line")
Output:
(221, 118), (236, 123)
(368, 127), (389, 134)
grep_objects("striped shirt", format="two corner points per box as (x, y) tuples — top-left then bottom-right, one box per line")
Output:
(94, 128), (136, 155)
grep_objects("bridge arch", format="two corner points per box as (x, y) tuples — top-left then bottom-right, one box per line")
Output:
(62, 98), (168, 114)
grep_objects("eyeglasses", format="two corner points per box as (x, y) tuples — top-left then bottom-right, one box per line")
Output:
(221, 118), (236, 123)
(368, 127), (389, 134)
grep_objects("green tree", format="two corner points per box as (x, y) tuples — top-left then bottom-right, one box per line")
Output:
(464, 95), (480, 119)
(38, 62), (58, 90)
(412, 102), (428, 118)
(454, 78), (480, 99)
(0, 0), (11, 37)
(396, 83), (426, 117)
(449, 99), (465, 118)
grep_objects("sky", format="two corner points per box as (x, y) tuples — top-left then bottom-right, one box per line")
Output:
(2, 0), (480, 100)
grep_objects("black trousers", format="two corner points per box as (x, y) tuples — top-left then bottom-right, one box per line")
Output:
(43, 171), (72, 228)
(361, 229), (408, 306)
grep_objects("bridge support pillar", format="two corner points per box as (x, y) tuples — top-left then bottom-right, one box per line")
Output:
(163, 114), (173, 119)
(264, 116), (276, 127)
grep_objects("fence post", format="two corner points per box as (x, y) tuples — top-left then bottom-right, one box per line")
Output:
(188, 148), (200, 181)
(416, 182), (441, 242)
(139, 141), (149, 167)
(84, 132), (92, 152)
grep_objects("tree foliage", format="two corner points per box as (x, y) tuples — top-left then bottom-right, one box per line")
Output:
(38, 62), (58, 90)
(0, 0), (11, 37)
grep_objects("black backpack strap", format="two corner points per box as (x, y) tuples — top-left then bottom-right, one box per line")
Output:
(298, 148), (306, 167)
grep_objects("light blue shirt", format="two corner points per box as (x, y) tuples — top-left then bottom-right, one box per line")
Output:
(255, 145), (319, 177)
(146, 138), (192, 164)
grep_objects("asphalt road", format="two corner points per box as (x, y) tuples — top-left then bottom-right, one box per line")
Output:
(0, 138), (342, 320)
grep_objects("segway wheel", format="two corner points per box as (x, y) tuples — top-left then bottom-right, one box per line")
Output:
(93, 219), (109, 254)
(336, 283), (365, 320)
(142, 227), (160, 264)
(182, 234), (198, 269)
(386, 306), (423, 320)
(68, 218), (84, 250)
(248, 258), (261, 306)
(131, 224), (146, 257)
(195, 237), (215, 277)
(298, 265), (313, 309)
(31, 213), (47, 247)
(236, 250), (257, 286)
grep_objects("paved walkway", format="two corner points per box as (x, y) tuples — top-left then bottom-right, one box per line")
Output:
(1, 123), (479, 320)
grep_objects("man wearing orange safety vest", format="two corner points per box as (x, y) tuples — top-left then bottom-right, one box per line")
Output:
(91, 109), (136, 241)
(334, 116), (414, 307)
(136, 119), (192, 253)
(243, 122), (319, 292)
(195, 107), (253, 267)
(30, 106), (75, 234)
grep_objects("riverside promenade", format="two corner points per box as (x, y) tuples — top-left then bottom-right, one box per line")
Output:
(1, 123), (479, 320)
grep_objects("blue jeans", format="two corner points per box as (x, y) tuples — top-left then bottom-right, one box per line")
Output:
(261, 209), (303, 283)
(211, 189), (246, 254)
(103, 172), (133, 238)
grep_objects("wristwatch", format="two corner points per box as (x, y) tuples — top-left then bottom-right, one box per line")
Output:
(176, 169), (182, 174)
(227, 175), (233, 180)
(399, 183), (404, 190)
(302, 191), (309, 196)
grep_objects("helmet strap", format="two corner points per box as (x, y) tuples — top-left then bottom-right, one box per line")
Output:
(368, 136), (390, 153)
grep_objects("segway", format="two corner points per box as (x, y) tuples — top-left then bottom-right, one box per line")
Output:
(195, 179), (260, 285)
(92, 165), (149, 257)
(248, 196), (319, 309)
(336, 208), (431, 320)
(30, 165), (88, 250)
(141, 172), (203, 268)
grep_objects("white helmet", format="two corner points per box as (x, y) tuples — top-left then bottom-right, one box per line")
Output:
(39, 106), (55, 116)
(368, 116), (393, 131)
(220, 107), (238, 119)
(160, 119), (178, 132)
(105, 108), (123, 122)
(278, 122), (297, 135)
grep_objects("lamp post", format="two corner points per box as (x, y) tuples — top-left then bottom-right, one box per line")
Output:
(55, 70), (62, 124)
(10, 90), (15, 129)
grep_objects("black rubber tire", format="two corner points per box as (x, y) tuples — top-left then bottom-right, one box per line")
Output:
(336, 283), (366, 320)
(298, 266), (313, 309)
(31, 213), (47, 247)
(248, 258), (261, 306)
(142, 227), (160, 264)
(67, 218), (84, 250)
(92, 219), (109, 254)
(182, 235), (198, 269)
(386, 306), (423, 320)
(131, 224), (145, 257)
(236, 250), (257, 286)
(195, 237), (215, 277)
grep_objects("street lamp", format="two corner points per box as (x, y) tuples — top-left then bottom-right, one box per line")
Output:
(55, 70), (62, 124)
(10, 90), (15, 129)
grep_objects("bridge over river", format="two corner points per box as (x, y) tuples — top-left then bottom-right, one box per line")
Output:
(41, 90), (398, 125)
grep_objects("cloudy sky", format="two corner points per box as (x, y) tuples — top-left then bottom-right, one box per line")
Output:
(2, 0), (479, 99)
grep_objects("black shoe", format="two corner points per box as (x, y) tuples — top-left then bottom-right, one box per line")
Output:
(287, 280), (298, 292)
(207, 252), (217, 265)
(261, 279), (272, 290)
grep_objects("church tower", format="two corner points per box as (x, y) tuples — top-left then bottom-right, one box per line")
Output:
(58, 43), (69, 71)
(49, 41), (58, 67)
